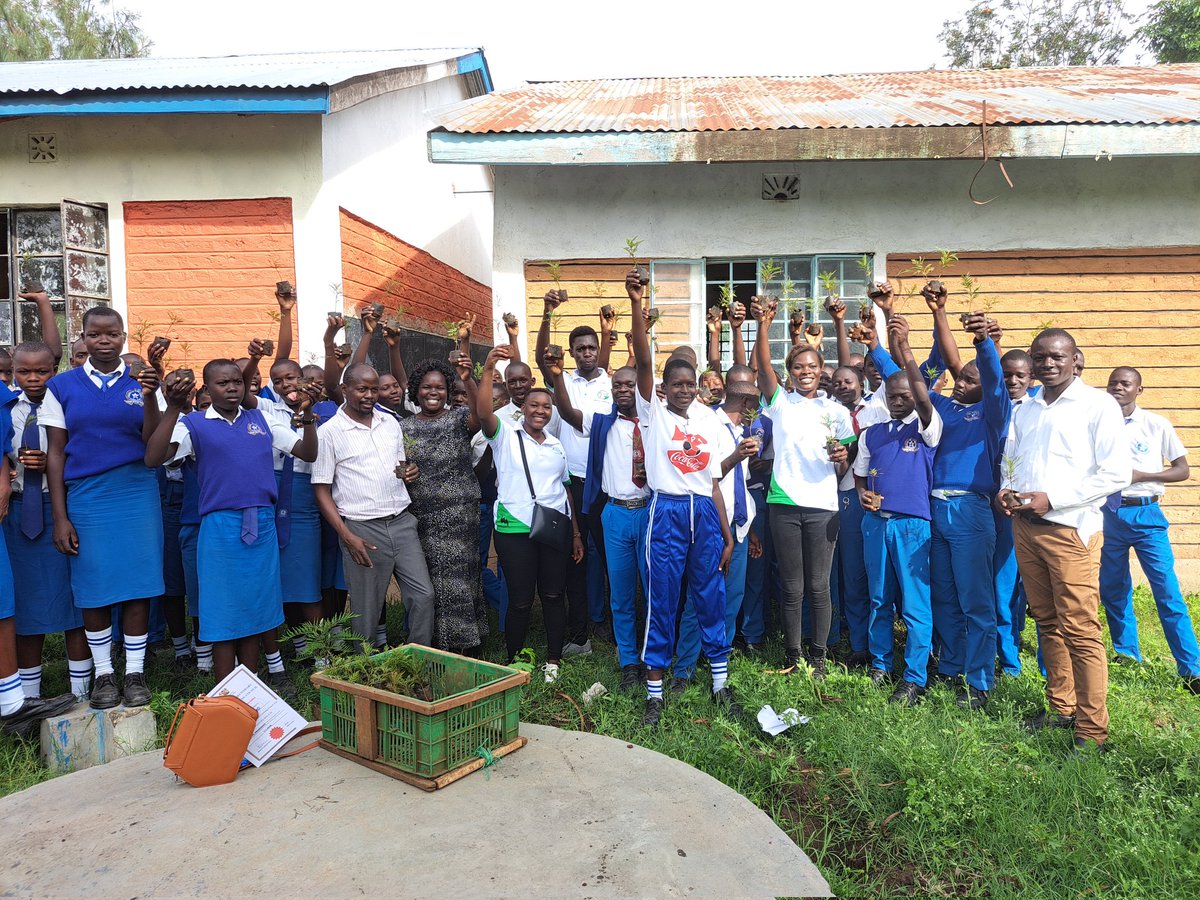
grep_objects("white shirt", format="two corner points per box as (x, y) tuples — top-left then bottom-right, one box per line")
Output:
(311, 407), (412, 521)
(257, 396), (314, 475)
(169, 405), (298, 463)
(8, 392), (48, 493)
(1121, 406), (1187, 498)
(635, 391), (721, 497)
(488, 418), (570, 529)
(497, 400), (561, 434)
(558, 369), (613, 478)
(37, 359), (130, 429)
(763, 387), (854, 512)
(597, 415), (651, 502)
(714, 408), (755, 543)
(853, 408), (944, 476)
(1004, 377), (1130, 543)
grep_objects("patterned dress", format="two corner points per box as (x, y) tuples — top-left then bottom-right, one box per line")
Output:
(402, 406), (486, 650)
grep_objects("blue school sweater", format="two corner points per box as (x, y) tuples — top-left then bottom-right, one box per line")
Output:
(869, 338), (1010, 495)
(181, 408), (278, 516)
(862, 418), (936, 520)
(47, 367), (149, 480)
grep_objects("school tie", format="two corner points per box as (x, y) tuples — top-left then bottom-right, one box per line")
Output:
(724, 422), (748, 528)
(241, 507), (258, 545)
(276, 455), (294, 549)
(620, 415), (646, 489)
(20, 407), (43, 540)
(95, 370), (121, 392)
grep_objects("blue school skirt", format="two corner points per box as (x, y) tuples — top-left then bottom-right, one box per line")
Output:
(197, 507), (284, 643)
(67, 462), (165, 607)
(160, 477), (186, 596)
(0, 527), (14, 621)
(6, 493), (82, 635)
(320, 518), (347, 592)
(179, 524), (199, 618)
(277, 470), (321, 605)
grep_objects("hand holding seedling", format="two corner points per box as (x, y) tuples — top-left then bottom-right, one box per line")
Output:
(147, 338), (168, 377)
(448, 351), (473, 380)
(361, 306), (380, 334)
(248, 337), (267, 361)
(734, 436), (759, 461)
(825, 297), (846, 323)
(542, 346), (564, 376)
(275, 285), (297, 313)
(543, 289), (566, 310)
(18, 447), (47, 473)
(502, 311), (520, 340)
(624, 270), (644, 305)
(872, 281), (895, 316)
(485, 345), (513, 369)
(1013, 491), (1052, 516)
(788, 307), (805, 343)
(963, 312), (989, 337)
(599, 304), (617, 333)
(706, 305), (722, 334)
(859, 488), (883, 512)
(16, 287), (49, 304)
(727, 300), (747, 328)
(394, 462), (419, 484)
(457, 314), (476, 344)
(135, 365), (161, 396)
(163, 370), (194, 408)
(749, 296), (777, 322)
(804, 323), (824, 350)
(381, 319), (402, 348)
(827, 443), (848, 467)
(325, 313), (345, 334)
(921, 280), (948, 310)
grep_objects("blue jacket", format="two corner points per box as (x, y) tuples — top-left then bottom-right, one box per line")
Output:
(582, 406), (620, 515)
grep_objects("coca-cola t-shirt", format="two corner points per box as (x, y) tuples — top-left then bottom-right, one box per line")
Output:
(635, 391), (720, 496)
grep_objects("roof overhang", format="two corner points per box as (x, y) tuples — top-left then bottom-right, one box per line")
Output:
(429, 122), (1200, 165)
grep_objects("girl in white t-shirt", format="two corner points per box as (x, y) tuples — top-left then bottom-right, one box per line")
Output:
(477, 346), (584, 684)
(626, 272), (736, 728)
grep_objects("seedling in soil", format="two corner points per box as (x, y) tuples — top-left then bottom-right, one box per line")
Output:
(334, 343), (352, 361)
(261, 339), (274, 357)
(402, 433), (418, 460)
(718, 282), (736, 310)
(442, 321), (461, 340)
(473, 361), (484, 381)
(600, 304), (621, 331)
(624, 237), (643, 261)
(904, 256), (935, 279)
(999, 455), (1026, 510)
(644, 308), (663, 329)
(150, 335), (171, 355)
(281, 611), (368, 667)
(937, 249), (959, 270)
(502, 312), (519, 328)
(127, 360), (147, 378)
(20, 278), (44, 294)
(383, 317), (402, 334)
(820, 413), (841, 450)
(546, 343), (564, 364)
(276, 280), (294, 297)
(817, 270), (839, 298)
(759, 258), (782, 285)
(546, 260), (563, 292)
(789, 306), (806, 328)
(862, 467), (884, 511)
(165, 368), (194, 388)
(369, 303), (385, 319)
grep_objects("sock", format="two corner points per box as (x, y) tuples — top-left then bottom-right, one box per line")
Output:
(195, 643), (214, 672)
(172, 635), (191, 659)
(124, 632), (149, 675)
(0, 673), (24, 715)
(86, 627), (115, 677)
(18, 666), (42, 699)
(292, 637), (307, 657)
(374, 623), (388, 646)
(711, 661), (728, 693)
(265, 651), (285, 674)
(647, 678), (663, 701)
(68, 658), (93, 699)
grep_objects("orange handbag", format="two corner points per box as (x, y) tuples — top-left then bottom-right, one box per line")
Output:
(163, 694), (258, 787)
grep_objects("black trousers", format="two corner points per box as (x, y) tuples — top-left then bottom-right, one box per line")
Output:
(495, 530), (568, 662)
(566, 478), (608, 643)
(769, 504), (840, 654)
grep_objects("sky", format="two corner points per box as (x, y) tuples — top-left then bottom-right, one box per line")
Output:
(123, 0), (1156, 89)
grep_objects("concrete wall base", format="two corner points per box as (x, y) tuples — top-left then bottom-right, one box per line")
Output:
(39, 703), (157, 774)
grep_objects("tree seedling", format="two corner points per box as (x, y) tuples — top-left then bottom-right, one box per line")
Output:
(276, 280), (294, 297)
(759, 258), (782, 285)
(625, 238), (649, 285)
(644, 308), (662, 329)
(717, 282), (736, 310)
(820, 413), (841, 453)
(904, 257), (935, 279)
(261, 339), (274, 357)
(856, 254), (873, 280)
(546, 343), (564, 363)
(502, 312), (519, 328)
(546, 260), (563, 293)
(592, 280), (606, 299)
(817, 270), (840, 299)
(442, 321), (461, 340)
(281, 611), (368, 667)
(999, 455), (1026, 510)
(937, 249), (959, 270)
(862, 467), (884, 511)
(473, 361), (484, 381)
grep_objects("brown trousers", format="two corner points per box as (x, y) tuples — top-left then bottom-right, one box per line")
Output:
(1013, 517), (1109, 743)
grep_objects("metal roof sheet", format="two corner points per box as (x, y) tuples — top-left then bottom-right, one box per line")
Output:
(0, 48), (482, 95)
(432, 66), (1200, 133)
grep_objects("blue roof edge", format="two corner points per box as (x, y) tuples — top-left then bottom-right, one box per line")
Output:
(0, 86), (330, 116)
(455, 50), (493, 95)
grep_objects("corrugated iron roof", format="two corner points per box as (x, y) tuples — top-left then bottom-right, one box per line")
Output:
(433, 66), (1200, 133)
(0, 48), (482, 95)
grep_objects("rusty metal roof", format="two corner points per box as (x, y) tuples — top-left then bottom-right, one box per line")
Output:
(432, 65), (1200, 133)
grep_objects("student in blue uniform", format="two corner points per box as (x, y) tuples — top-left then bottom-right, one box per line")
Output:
(146, 360), (317, 682)
(41, 307), (164, 710)
(627, 271), (736, 727)
(6, 343), (92, 702)
(1100, 366), (1200, 692)
(854, 315), (942, 706)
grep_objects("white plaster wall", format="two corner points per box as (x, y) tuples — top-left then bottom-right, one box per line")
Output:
(491, 155), (1200, 345)
(321, 75), (494, 287)
(0, 113), (333, 355)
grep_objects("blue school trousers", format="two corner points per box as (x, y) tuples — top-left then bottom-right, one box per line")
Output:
(601, 502), (650, 669)
(862, 511), (932, 687)
(1100, 502), (1200, 678)
(479, 501), (508, 631)
(993, 510), (1026, 675)
(930, 494), (998, 691)
(741, 486), (780, 644)
(674, 535), (748, 680)
(642, 492), (728, 672)
(832, 488), (869, 653)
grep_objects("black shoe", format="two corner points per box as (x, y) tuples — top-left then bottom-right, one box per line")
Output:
(1184, 676), (1200, 695)
(868, 667), (890, 685)
(0, 693), (77, 738)
(265, 670), (297, 701)
(712, 686), (744, 718)
(171, 653), (196, 673)
(888, 681), (925, 706)
(1113, 654), (1139, 667)
(956, 685), (988, 710)
(670, 677), (690, 694)
(643, 697), (664, 727)
(742, 642), (761, 659)
(781, 650), (802, 674)
(847, 651), (869, 670)
(619, 664), (642, 693)
(1072, 737), (1110, 756)
(930, 672), (959, 689)
(90, 673), (120, 710)
(122, 672), (151, 707)
(1025, 709), (1076, 732)
(809, 652), (827, 681)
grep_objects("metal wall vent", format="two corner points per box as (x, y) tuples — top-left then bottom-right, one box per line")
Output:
(29, 134), (58, 163)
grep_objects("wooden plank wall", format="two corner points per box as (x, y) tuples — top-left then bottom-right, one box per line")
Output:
(887, 248), (1200, 562)
(124, 198), (296, 367)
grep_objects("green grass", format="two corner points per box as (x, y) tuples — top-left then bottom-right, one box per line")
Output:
(4, 586), (1200, 897)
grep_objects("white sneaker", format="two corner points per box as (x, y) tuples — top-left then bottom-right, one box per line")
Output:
(543, 663), (561, 684)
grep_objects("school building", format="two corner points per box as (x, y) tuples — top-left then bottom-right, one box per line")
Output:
(428, 64), (1200, 586)
(0, 48), (496, 369)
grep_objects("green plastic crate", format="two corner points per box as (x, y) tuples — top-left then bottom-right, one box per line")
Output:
(312, 645), (528, 779)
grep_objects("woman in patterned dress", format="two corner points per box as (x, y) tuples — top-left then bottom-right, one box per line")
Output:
(401, 356), (486, 652)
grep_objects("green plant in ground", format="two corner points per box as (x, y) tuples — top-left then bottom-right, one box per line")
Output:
(508, 647), (537, 675)
(280, 611), (368, 663)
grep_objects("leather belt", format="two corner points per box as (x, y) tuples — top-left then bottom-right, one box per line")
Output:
(1120, 496), (1158, 507)
(609, 497), (649, 510)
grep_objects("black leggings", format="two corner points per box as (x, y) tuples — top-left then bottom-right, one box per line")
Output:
(494, 530), (569, 662)
(769, 504), (840, 654)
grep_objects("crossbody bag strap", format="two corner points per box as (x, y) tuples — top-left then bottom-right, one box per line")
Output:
(515, 429), (538, 502)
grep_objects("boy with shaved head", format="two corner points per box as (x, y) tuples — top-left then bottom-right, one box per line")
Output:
(1100, 366), (1199, 693)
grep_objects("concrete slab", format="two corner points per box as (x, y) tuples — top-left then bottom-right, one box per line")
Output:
(2, 723), (829, 898)
(39, 702), (157, 773)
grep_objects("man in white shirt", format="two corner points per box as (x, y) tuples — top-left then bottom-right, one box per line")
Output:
(1001, 329), (1130, 752)
(1099, 367), (1199, 692)
(311, 365), (434, 647)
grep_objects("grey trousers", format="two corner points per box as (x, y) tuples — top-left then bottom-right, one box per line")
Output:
(340, 511), (434, 647)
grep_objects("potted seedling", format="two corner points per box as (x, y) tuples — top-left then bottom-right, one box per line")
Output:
(166, 367), (194, 388)
(262, 339), (275, 357)
(370, 302), (385, 319)
(624, 237), (648, 285)
(759, 258), (782, 288)
(717, 282), (736, 311)
(855, 254), (873, 282)
(150, 335), (172, 356)
(502, 312), (519, 330)
(820, 413), (842, 456)
(817, 269), (839, 300)
(545, 342), (564, 366)
(546, 260), (568, 301)
(275, 280), (294, 298)
(644, 307), (662, 330)
(998, 456), (1026, 511)
(806, 295), (824, 345)
(862, 467), (883, 511)
(127, 360), (147, 378)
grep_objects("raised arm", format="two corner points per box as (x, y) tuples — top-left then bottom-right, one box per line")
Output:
(705, 306), (723, 374)
(628, 271), (655, 402)
(727, 301), (748, 368)
(240, 339), (266, 410)
(145, 373), (192, 466)
(889, 315), (933, 428)
(381, 319), (408, 393)
(534, 290), (563, 381)
(545, 351), (585, 432)
(451, 348), (480, 433)
(750, 296), (780, 399)
(476, 346), (510, 438)
(964, 313), (1010, 432)
(456, 314), (475, 361)
(827, 297), (851, 368)
(323, 315), (348, 406)
(18, 288), (62, 364)
(503, 313), (523, 364)
(923, 280), (963, 379)
(274, 285), (296, 362)
(598, 306), (616, 373)
(350, 305), (378, 370)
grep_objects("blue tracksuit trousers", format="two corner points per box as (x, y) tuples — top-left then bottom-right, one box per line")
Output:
(863, 511), (932, 687)
(601, 502), (650, 669)
(993, 510), (1025, 675)
(931, 494), (998, 691)
(832, 488), (870, 653)
(673, 536), (749, 680)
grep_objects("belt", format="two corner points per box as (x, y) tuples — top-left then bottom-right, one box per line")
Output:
(930, 489), (984, 501)
(608, 497), (649, 510)
(1120, 496), (1158, 507)
(1022, 515), (1064, 527)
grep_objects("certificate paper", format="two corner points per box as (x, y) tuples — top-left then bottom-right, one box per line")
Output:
(210, 664), (307, 767)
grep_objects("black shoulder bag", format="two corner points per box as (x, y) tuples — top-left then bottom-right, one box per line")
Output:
(516, 430), (574, 552)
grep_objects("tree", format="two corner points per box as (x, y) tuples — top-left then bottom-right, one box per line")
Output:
(0, 0), (150, 61)
(940, 0), (1133, 69)
(1138, 0), (1200, 63)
